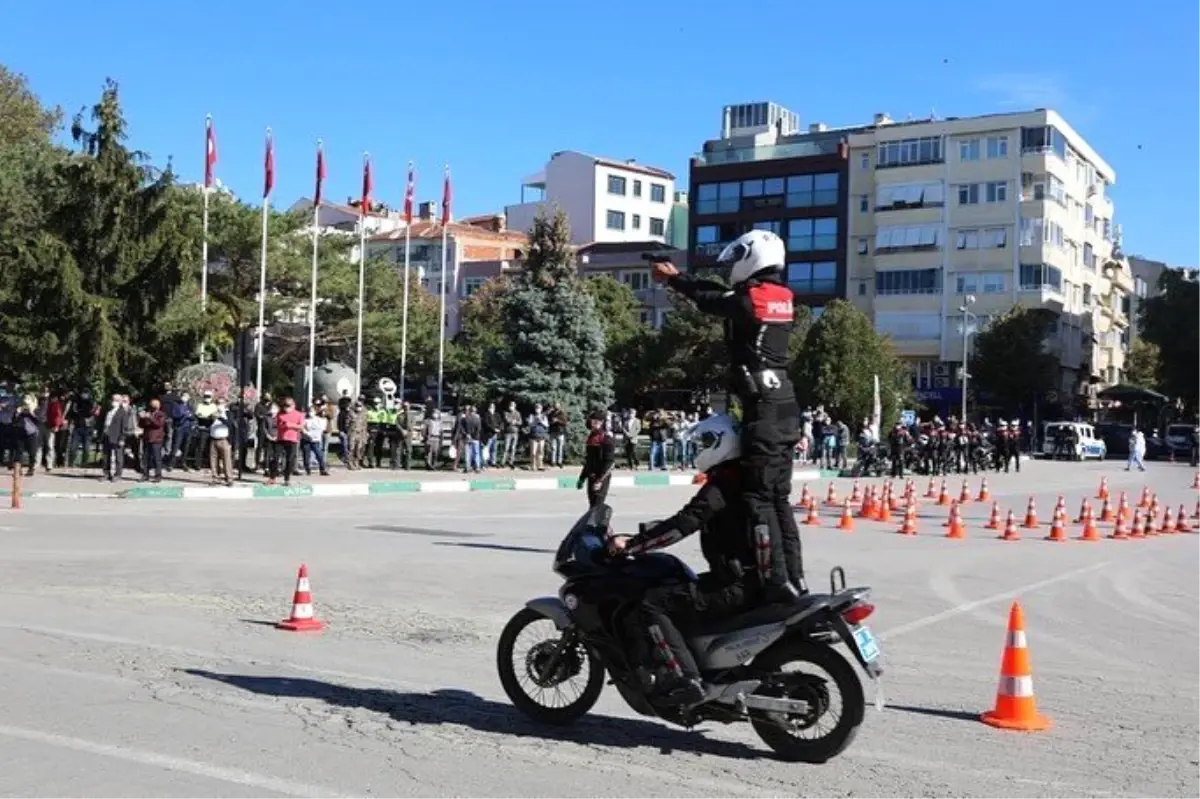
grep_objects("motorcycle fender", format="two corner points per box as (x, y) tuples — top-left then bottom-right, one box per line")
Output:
(525, 596), (572, 630)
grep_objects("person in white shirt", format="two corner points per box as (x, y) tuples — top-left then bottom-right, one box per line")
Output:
(1126, 428), (1147, 472)
(302, 408), (330, 476)
(208, 402), (233, 485)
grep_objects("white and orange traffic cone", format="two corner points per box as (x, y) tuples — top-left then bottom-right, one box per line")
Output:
(976, 477), (991, 503)
(1176, 505), (1192, 533)
(897, 502), (918, 536)
(1077, 503), (1100, 542)
(936, 479), (951, 506)
(277, 564), (325, 632)
(824, 482), (839, 507)
(984, 500), (1001, 530)
(837, 498), (855, 531)
(980, 602), (1052, 732)
(999, 509), (1021, 542)
(1022, 497), (1039, 529)
(924, 477), (937, 498)
(1045, 506), (1067, 542)
(1096, 476), (1109, 500)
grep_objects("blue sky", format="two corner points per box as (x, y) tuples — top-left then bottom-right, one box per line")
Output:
(3, 1), (1197, 265)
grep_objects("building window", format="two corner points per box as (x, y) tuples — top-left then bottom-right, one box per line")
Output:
(860, 152), (870, 170)
(986, 135), (1009, 159)
(786, 217), (837, 251)
(632, 213), (641, 230)
(876, 224), (941, 251)
(875, 268), (941, 296)
(650, 183), (667, 203)
(743, 177), (785, 198)
(1082, 283), (1092, 306)
(1134, 277), (1147, 298)
(877, 181), (945, 209)
(982, 227), (1007, 248)
(813, 172), (839, 205)
(696, 183), (718, 214)
(786, 175), (813, 208)
(606, 210), (626, 230)
(1019, 263), (1063, 291)
(985, 181), (1008, 203)
(859, 194), (869, 212)
(649, 217), (665, 236)
(856, 237), (869, 254)
(956, 272), (1006, 295)
(607, 175), (627, 195)
(632, 179), (642, 198)
(622, 270), (650, 291)
(1019, 216), (1041, 246)
(786, 261), (837, 294)
(462, 277), (487, 297)
(957, 183), (980, 205)
(1083, 243), (1094, 269)
(752, 220), (782, 235)
(956, 229), (980, 250)
(876, 136), (944, 168)
(959, 138), (981, 162)
(717, 182), (740, 213)
(1020, 125), (1067, 159)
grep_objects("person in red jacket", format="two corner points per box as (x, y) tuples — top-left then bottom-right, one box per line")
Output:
(45, 391), (67, 470)
(577, 409), (615, 507)
(138, 398), (167, 482)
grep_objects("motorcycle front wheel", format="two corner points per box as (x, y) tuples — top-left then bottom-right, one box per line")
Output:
(496, 607), (605, 726)
(749, 639), (865, 763)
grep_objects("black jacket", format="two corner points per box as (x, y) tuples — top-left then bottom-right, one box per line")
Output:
(625, 463), (755, 584)
(667, 273), (794, 397)
(579, 430), (615, 481)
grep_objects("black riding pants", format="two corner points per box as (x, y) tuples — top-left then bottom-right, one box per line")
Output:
(641, 574), (754, 680)
(739, 395), (803, 591)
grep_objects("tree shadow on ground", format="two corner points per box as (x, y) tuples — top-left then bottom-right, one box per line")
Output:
(181, 669), (764, 759)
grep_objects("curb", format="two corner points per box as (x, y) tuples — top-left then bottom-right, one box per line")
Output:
(1, 468), (837, 500)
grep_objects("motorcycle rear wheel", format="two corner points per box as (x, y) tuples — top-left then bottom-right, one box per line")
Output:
(496, 607), (605, 726)
(749, 639), (865, 763)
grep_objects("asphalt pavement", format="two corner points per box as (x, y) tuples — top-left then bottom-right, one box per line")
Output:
(0, 459), (1196, 797)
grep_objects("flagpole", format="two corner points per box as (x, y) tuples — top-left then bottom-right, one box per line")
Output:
(399, 225), (412, 396)
(435, 165), (450, 410)
(255, 128), (272, 397)
(200, 185), (210, 364)
(306, 139), (323, 409)
(354, 152), (369, 398)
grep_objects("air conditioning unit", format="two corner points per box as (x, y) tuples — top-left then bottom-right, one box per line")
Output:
(933, 363), (951, 377)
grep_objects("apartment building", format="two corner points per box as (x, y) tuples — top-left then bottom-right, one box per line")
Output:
(844, 108), (1132, 413)
(576, 241), (682, 328)
(504, 150), (676, 245)
(687, 102), (862, 313)
(367, 204), (527, 335)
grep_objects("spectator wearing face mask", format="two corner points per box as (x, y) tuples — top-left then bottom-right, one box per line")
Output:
(276, 397), (304, 485)
(208, 400), (234, 486)
(302, 406), (330, 476)
(101, 394), (128, 481)
(138, 398), (167, 482)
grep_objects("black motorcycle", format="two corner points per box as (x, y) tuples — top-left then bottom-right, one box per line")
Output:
(496, 503), (882, 763)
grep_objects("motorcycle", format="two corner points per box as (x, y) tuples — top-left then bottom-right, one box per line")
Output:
(496, 503), (883, 763)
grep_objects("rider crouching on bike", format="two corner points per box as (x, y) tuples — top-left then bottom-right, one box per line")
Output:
(607, 413), (766, 708)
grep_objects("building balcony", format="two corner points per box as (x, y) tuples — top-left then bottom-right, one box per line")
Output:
(1098, 301), (1130, 328)
(1017, 285), (1066, 312)
(693, 139), (843, 166)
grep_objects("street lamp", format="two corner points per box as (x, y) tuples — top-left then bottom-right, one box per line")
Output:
(958, 294), (977, 421)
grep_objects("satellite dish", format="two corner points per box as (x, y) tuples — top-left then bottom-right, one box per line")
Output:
(378, 377), (397, 396)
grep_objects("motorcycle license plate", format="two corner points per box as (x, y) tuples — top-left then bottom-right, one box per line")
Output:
(853, 625), (880, 663)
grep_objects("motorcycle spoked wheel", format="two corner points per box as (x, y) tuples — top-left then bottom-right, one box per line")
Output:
(748, 639), (865, 763)
(496, 607), (605, 726)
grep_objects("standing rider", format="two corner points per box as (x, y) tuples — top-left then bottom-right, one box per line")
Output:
(645, 231), (805, 603)
(608, 413), (764, 707)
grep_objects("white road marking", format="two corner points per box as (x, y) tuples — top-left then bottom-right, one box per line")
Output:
(877, 561), (1110, 642)
(0, 723), (348, 797)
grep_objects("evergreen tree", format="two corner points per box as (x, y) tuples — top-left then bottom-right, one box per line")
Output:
(1139, 268), (1199, 409)
(969, 306), (1058, 416)
(489, 208), (612, 454)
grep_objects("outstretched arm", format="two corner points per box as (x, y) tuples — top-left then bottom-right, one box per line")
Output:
(624, 480), (728, 554)
(665, 274), (743, 317)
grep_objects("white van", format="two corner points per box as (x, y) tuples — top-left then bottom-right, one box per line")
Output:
(1041, 421), (1107, 460)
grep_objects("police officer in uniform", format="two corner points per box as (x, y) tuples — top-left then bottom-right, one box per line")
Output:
(646, 230), (804, 602)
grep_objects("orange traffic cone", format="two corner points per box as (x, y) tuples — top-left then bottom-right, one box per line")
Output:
(1137, 486), (1150, 509)
(1098, 495), (1115, 523)
(837, 498), (855, 532)
(824, 482), (839, 507)
(1129, 509), (1146, 539)
(980, 602), (1051, 732)
(889, 486), (904, 512)
(999, 509), (1021, 541)
(1176, 505), (1192, 533)
(1117, 491), (1130, 521)
(924, 477), (937, 498)
(877, 488), (893, 523)
(1022, 497), (1039, 529)
(1096, 476), (1109, 500)
(1052, 495), (1065, 519)
(1045, 507), (1067, 542)
(1143, 507), (1159, 537)
(985, 500), (1001, 530)
(897, 502), (918, 536)
(794, 483), (811, 512)
(1078, 503), (1099, 541)
(976, 477), (991, 503)
(1192, 472), (1199, 490)
(1110, 510), (1129, 540)
(1148, 494), (1159, 520)
(805, 500), (821, 526)
(850, 479), (862, 504)
(858, 486), (874, 519)
(959, 479), (972, 504)
(277, 564), (325, 632)
(1073, 497), (1089, 524)
(945, 502), (966, 539)
(936, 479), (951, 506)
(1159, 506), (1175, 534)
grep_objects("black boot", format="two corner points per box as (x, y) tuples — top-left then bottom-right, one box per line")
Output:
(653, 675), (707, 708)
(763, 581), (807, 605)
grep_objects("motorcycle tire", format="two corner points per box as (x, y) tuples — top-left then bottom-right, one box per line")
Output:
(496, 607), (605, 726)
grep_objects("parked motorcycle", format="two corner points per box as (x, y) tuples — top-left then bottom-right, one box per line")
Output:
(496, 503), (882, 763)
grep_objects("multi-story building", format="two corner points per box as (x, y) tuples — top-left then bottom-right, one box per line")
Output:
(1125, 255), (1169, 347)
(366, 204), (527, 335)
(504, 150), (676, 246)
(687, 102), (862, 314)
(576, 241), (682, 328)
(666, 191), (689, 250)
(844, 108), (1132, 414)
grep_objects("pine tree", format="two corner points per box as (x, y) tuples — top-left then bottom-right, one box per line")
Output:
(489, 208), (612, 455)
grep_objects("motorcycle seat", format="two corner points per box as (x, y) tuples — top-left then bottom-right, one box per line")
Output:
(692, 594), (827, 636)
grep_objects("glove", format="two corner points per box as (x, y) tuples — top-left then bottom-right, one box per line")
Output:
(576, 477), (585, 490)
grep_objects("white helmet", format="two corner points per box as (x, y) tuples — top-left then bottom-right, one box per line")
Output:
(692, 413), (741, 473)
(717, 230), (786, 286)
